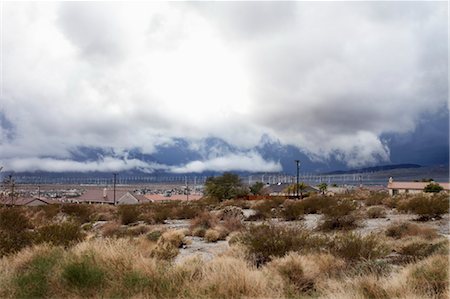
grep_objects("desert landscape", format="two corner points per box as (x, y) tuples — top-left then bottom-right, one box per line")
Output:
(0, 188), (448, 299)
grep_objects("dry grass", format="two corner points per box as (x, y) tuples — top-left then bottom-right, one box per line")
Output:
(385, 222), (439, 240)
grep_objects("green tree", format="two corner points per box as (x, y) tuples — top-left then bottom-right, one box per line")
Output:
(284, 182), (308, 199)
(249, 182), (265, 195)
(204, 173), (248, 201)
(423, 183), (443, 193)
(318, 183), (328, 195)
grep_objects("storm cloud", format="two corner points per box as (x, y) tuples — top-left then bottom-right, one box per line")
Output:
(0, 2), (447, 172)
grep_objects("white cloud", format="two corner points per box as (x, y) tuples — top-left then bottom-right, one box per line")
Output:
(171, 152), (282, 173)
(0, 2), (447, 172)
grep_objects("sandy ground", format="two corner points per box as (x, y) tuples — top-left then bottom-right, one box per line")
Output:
(164, 210), (449, 264)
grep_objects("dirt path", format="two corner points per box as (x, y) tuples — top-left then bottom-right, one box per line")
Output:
(175, 236), (229, 264)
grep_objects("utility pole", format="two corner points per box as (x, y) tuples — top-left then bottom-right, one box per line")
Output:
(113, 173), (117, 205)
(185, 176), (189, 201)
(295, 160), (300, 199)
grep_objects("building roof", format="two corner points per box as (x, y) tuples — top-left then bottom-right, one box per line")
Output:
(388, 181), (450, 191)
(74, 189), (129, 203)
(0, 197), (60, 206)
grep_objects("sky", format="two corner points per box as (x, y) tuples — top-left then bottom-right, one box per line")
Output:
(0, 1), (448, 174)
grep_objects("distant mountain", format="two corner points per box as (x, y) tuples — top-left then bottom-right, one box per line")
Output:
(322, 164), (422, 175)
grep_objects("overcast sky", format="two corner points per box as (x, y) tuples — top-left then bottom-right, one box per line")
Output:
(0, 1), (448, 173)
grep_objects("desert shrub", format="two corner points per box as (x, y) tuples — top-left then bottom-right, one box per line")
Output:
(268, 253), (314, 293)
(190, 211), (218, 231)
(366, 206), (387, 218)
(151, 230), (186, 260)
(172, 204), (201, 219)
(385, 222), (438, 240)
(365, 192), (388, 206)
(125, 225), (151, 237)
(251, 198), (284, 219)
(205, 229), (221, 242)
(382, 197), (400, 209)
(329, 232), (390, 262)
(281, 200), (305, 221)
(192, 227), (207, 237)
(301, 196), (335, 214)
(319, 199), (359, 230)
(399, 239), (449, 260)
(0, 207), (32, 232)
(407, 254), (449, 297)
(118, 205), (140, 225)
(220, 199), (252, 209)
(356, 276), (389, 299)
(39, 204), (61, 220)
(238, 223), (328, 266)
(35, 222), (84, 247)
(0, 230), (34, 257)
(320, 214), (359, 231)
(349, 259), (392, 277)
(15, 250), (59, 298)
(222, 214), (244, 232)
(397, 194), (449, 220)
(61, 204), (93, 223)
(62, 255), (105, 290)
(146, 230), (162, 242)
(101, 222), (124, 238)
(122, 270), (151, 295)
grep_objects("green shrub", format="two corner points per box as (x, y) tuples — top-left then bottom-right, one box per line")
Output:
(38, 204), (61, 220)
(0, 207), (32, 232)
(320, 214), (359, 231)
(366, 206), (386, 219)
(301, 196), (335, 214)
(15, 251), (59, 298)
(123, 271), (151, 294)
(405, 195), (449, 220)
(118, 205), (140, 225)
(61, 204), (93, 223)
(319, 199), (359, 230)
(62, 255), (105, 290)
(281, 200), (305, 221)
(330, 233), (390, 262)
(35, 222), (84, 247)
(146, 230), (162, 242)
(238, 223), (328, 266)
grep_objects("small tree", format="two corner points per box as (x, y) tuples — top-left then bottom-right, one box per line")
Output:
(318, 183), (328, 195)
(249, 182), (265, 195)
(204, 173), (247, 201)
(424, 183), (443, 193)
(285, 183), (309, 199)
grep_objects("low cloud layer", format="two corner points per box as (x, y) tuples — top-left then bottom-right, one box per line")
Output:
(0, 2), (447, 172)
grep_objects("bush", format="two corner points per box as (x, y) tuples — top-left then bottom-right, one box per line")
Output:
(222, 215), (244, 232)
(252, 198), (284, 219)
(329, 232), (390, 262)
(62, 256), (105, 290)
(146, 230), (162, 242)
(399, 239), (448, 260)
(281, 200), (305, 221)
(385, 222), (438, 240)
(319, 199), (359, 230)
(118, 205), (140, 225)
(0, 230), (33, 257)
(61, 204), (93, 224)
(190, 211), (218, 231)
(301, 196), (335, 214)
(15, 251), (59, 298)
(365, 192), (387, 206)
(238, 223), (328, 266)
(39, 204), (61, 220)
(151, 230), (186, 260)
(398, 195), (449, 220)
(0, 207), (32, 232)
(268, 253), (313, 293)
(407, 254), (449, 297)
(35, 222), (84, 247)
(366, 206), (386, 219)
(205, 229), (220, 242)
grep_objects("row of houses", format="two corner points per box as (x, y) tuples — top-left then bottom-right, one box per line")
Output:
(0, 188), (203, 207)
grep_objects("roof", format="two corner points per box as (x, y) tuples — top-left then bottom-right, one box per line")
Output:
(144, 194), (203, 202)
(0, 197), (60, 206)
(74, 189), (128, 203)
(388, 181), (450, 191)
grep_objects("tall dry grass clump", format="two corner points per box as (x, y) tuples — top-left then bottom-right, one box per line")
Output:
(385, 222), (439, 240)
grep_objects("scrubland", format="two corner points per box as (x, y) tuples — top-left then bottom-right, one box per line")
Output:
(0, 191), (448, 298)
